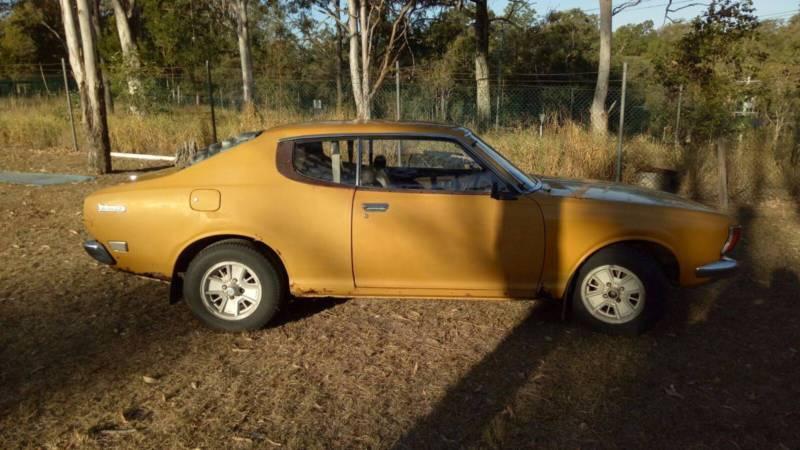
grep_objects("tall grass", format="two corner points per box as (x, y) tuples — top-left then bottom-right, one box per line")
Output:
(2, 96), (796, 204)
(0, 97), (329, 155)
(483, 121), (681, 181)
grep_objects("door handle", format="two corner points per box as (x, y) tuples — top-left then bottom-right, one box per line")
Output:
(362, 203), (389, 212)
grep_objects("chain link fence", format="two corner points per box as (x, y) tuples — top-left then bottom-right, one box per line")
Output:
(3, 62), (797, 205)
(0, 63), (651, 132)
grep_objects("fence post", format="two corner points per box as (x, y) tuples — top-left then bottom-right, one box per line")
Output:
(39, 64), (51, 96)
(495, 65), (501, 129)
(717, 138), (729, 210)
(615, 62), (628, 183)
(674, 84), (683, 149)
(539, 113), (545, 137)
(569, 88), (575, 119)
(395, 60), (401, 120)
(206, 60), (217, 143)
(61, 58), (79, 153)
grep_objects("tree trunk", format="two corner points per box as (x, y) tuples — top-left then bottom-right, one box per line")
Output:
(90, 0), (114, 115)
(75, 0), (112, 174)
(347, 0), (366, 119)
(474, 0), (490, 127)
(235, 0), (255, 107)
(59, 0), (88, 122)
(111, 0), (143, 111)
(359, 0), (371, 119)
(772, 113), (785, 150)
(335, 0), (343, 116)
(591, 0), (612, 136)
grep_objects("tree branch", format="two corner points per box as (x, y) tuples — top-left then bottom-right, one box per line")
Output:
(316, 2), (349, 30)
(369, 0), (416, 98)
(489, 16), (520, 28)
(612, 0), (641, 16)
(663, 1), (708, 25)
(41, 19), (67, 52)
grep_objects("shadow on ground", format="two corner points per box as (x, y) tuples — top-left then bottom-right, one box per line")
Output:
(396, 202), (800, 448)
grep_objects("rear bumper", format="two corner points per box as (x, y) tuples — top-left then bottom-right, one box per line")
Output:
(696, 256), (738, 278)
(83, 240), (116, 265)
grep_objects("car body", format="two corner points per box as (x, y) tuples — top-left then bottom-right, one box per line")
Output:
(83, 121), (740, 333)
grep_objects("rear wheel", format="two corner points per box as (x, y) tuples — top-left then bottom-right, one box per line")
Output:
(571, 246), (666, 335)
(184, 241), (285, 332)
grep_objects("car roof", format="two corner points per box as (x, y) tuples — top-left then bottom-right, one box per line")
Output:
(264, 120), (468, 140)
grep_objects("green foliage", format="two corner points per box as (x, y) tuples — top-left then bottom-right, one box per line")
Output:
(0, 0), (62, 78)
(656, 0), (762, 140)
(0, 0), (797, 151)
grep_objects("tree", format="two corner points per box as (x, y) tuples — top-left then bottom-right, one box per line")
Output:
(334, 0), (343, 115)
(656, 0), (760, 142)
(459, 0), (524, 128)
(232, 0), (255, 106)
(590, 0), (640, 135)
(59, 0), (112, 173)
(589, 0), (611, 135)
(110, 0), (143, 111)
(0, 1), (66, 78)
(472, 0), (489, 126)
(209, 0), (256, 108)
(320, 0), (417, 119)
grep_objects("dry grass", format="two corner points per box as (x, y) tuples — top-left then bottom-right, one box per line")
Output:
(0, 97), (325, 155)
(484, 121), (680, 181)
(2, 97), (797, 204)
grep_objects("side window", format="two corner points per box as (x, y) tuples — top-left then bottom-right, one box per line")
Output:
(293, 139), (357, 185)
(360, 138), (495, 192)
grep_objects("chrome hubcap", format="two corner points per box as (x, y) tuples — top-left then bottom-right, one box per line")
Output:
(581, 264), (645, 324)
(201, 261), (262, 321)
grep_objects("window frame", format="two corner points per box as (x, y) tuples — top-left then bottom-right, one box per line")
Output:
(355, 135), (498, 195)
(277, 132), (521, 195)
(276, 137), (360, 188)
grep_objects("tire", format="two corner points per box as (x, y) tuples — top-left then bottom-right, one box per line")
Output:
(571, 245), (666, 335)
(183, 241), (285, 332)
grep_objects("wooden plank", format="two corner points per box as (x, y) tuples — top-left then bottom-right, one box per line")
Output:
(110, 152), (176, 162)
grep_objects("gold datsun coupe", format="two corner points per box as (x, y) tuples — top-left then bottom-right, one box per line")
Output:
(83, 121), (740, 334)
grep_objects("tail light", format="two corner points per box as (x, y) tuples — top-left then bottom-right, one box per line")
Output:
(722, 225), (741, 255)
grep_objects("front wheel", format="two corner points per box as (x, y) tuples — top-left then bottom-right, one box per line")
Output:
(571, 246), (667, 335)
(184, 241), (286, 332)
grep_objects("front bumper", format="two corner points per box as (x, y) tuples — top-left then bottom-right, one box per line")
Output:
(696, 256), (738, 278)
(83, 240), (116, 265)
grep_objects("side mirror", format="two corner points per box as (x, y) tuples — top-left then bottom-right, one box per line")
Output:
(491, 181), (518, 200)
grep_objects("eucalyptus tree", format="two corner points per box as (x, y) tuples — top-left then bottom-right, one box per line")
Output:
(317, 0), (420, 119)
(209, 0), (256, 108)
(110, 0), (143, 111)
(590, 0), (641, 136)
(58, 0), (112, 173)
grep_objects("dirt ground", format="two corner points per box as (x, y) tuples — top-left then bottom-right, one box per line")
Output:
(1, 147), (799, 449)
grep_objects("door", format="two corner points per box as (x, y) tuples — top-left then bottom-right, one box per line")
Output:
(352, 137), (544, 295)
(273, 137), (358, 294)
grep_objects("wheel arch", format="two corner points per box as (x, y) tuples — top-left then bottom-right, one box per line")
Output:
(561, 238), (680, 305)
(169, 234), (289, 303)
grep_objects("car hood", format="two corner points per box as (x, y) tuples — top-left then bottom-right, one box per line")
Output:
(537, 175), (715, 212)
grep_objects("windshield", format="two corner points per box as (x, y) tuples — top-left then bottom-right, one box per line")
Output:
(463, 130), (540, 193)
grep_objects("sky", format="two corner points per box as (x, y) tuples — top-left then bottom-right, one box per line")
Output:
(488, 0), (799, 28)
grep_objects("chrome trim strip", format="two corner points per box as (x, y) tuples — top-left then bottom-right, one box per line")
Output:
(108, 241), (128, 253)
(696, 256), (739, 278)
(462, 129), (543, 193)
(277, 131), (459, 143)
